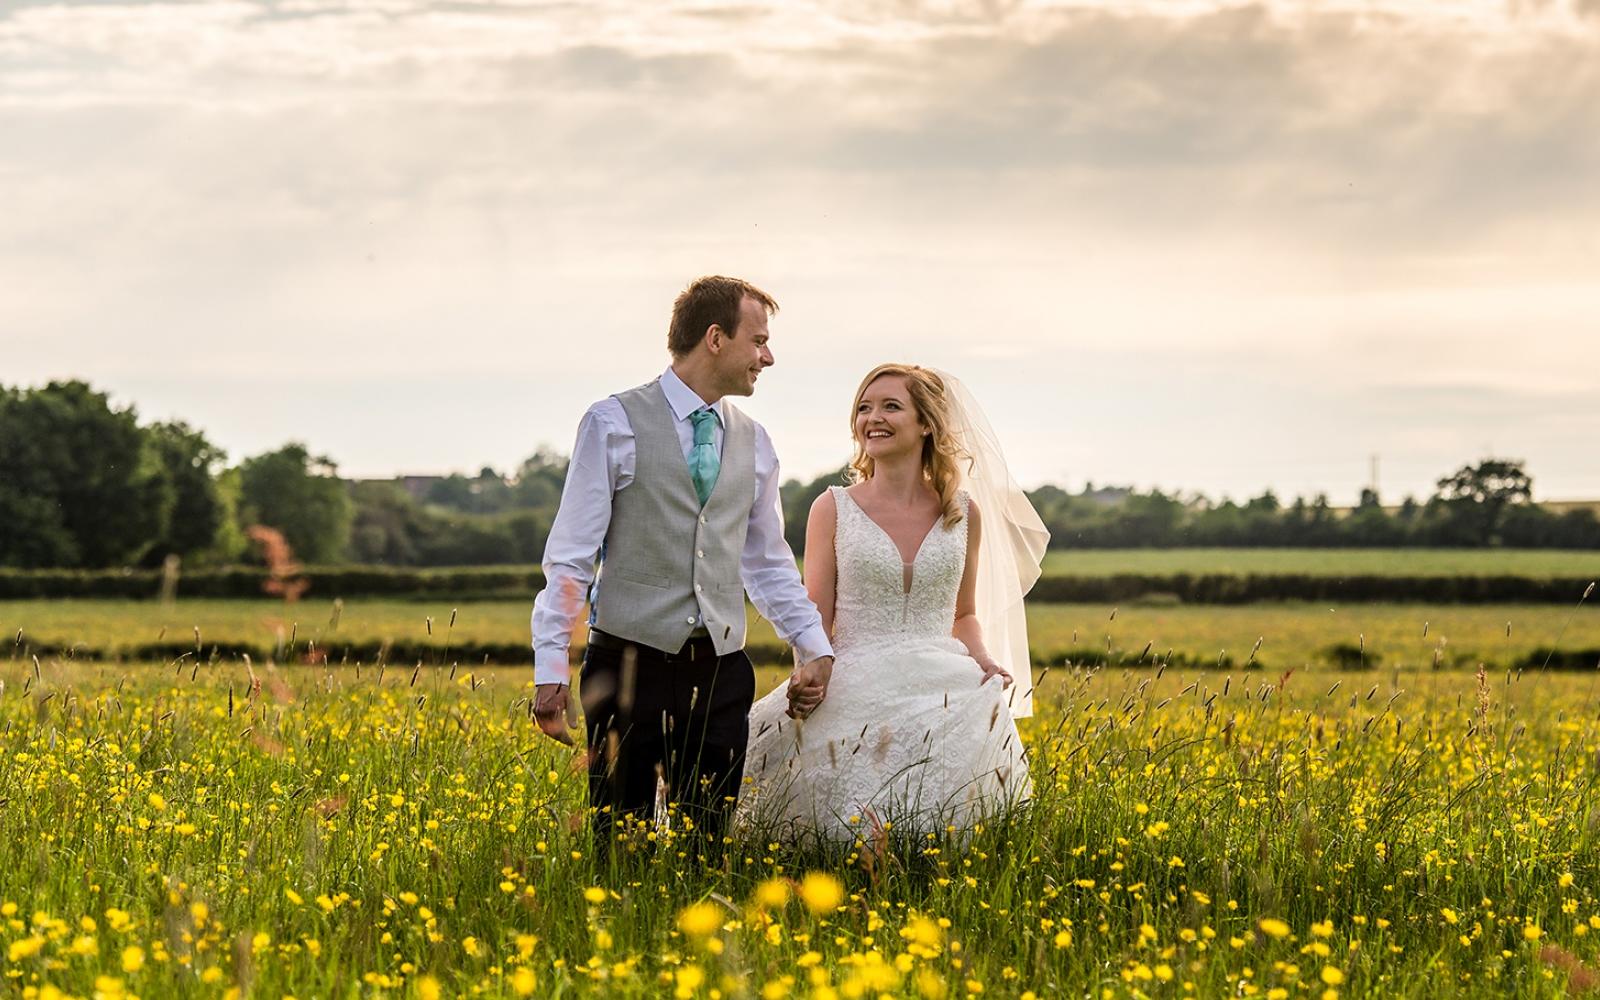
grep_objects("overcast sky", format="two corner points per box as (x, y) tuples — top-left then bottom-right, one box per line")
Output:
(5, 0), (1599, 503)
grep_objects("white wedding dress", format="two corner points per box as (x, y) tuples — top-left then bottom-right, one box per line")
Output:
(739, 486), (1032, 842)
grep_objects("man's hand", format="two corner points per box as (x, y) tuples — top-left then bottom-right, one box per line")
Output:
(786, 656), (834, 719)
(976, 658), (1013, 688)
(534, 682), (575, 745)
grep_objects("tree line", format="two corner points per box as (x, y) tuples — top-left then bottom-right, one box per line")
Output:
(0, 381), (566, 569)
(2, 380), (1596, 570)
(777, 464), (1600, 552)
(1019, 462), (1600, 550)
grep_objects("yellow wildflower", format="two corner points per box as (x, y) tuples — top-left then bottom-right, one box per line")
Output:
(752, 879), (791, 910)
(678, 901), (722, 938)
(799, 873), (844, 916)
(1258, 918), (1291, 939)
(8, 936), (45, 962)
(674, 964), (705, 999)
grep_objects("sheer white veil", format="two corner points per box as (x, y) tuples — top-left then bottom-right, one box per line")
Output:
(933, 370), (1051, 718)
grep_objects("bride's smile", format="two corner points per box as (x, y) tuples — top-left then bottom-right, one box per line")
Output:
(854, 377), (928, 461)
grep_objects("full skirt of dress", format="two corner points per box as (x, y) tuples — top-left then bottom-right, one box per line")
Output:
(739, 635), (1031, 844)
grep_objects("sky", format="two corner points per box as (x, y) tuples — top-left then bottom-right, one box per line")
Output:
(4, 0), (1599, 504)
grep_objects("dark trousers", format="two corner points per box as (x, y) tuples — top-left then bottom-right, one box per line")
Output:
(579, 629), (755, 858)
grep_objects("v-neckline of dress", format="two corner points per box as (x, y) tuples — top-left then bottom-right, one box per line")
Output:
(838, 487), (940, 594)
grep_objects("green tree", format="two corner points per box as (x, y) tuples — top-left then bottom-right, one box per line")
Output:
(426, 467), (511, 514)
(143, 421), (227, 563)
(205, 468), (250, 563)
(0, 381), (171, 567)
(237, 443), (352, 563)
(1344, 494), (1403, 546)
(348, 481), (434, 565)
(504, 509), (553, 563)
(415, 515), (515, 565)
(509, 450), (569, 510)
(1102, 490), (1185, 547)
(1433, 458), (1534, 545)
(780, 467), (850, 554)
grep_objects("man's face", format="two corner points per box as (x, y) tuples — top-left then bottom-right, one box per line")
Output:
(715, 295), (774, 397)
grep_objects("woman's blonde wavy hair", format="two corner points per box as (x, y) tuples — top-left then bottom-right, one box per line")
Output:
(846, 364), (969, 529)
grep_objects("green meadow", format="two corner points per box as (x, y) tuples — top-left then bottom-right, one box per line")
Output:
(5, 597), (1598, 673)
(6, 658), (1600, 997)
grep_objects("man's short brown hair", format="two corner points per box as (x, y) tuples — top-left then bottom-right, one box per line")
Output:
(667, 276), (779, 359)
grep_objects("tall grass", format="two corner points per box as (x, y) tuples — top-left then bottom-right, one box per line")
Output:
(5, 653), (1600, 997)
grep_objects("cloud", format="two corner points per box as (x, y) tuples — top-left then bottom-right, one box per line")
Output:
(5, 1), (1596, 281)
(2, 0), (1597, 495)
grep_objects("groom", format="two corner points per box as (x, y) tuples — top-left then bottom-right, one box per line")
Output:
(531, 275), (835, 855)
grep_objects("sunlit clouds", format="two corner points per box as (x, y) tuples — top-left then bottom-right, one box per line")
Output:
(4, 0), (1598, 500)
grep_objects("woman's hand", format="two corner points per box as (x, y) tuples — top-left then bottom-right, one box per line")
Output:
(976, 657), (1013, 688)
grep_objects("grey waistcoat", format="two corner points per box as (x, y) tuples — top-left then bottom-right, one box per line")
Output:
(591, 379), (756, 656)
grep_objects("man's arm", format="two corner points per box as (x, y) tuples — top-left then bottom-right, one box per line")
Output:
(741, 425), (833, 714)
(531, 401), (627, 742)
(741, 425), (833, 660)
(786, 488), (839, 718)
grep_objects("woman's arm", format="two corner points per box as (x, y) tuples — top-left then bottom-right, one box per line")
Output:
(786, 489), (839, 718)
(953, 498), (1010, 686)
(802, 488), (838, 641)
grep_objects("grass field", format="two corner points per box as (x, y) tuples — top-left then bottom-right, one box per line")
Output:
(6, 598), (1599, 672)
(1040, 548), (1600, 578)
(6, 658), (1600, 997)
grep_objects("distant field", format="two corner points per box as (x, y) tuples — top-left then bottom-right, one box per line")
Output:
(6, 597), (1598, 672)
(1, 598), (528, 653)
(1021, 601), (1600, 672)
(1041, 547), (1600, 578)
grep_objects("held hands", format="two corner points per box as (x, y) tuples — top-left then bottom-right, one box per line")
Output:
(533, 682), (576, 745)
(976, 657), (1013, 688)
(786, 655), (834, 719)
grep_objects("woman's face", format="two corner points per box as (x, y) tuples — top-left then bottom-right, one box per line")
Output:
(855, 374), (928, 462)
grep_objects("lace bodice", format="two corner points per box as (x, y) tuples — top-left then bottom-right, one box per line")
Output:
(830, 486), (968, 654)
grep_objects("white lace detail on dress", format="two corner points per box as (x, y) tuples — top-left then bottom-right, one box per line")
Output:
(830, 486), (968, 658)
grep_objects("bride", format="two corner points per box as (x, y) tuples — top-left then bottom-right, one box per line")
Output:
(739, 364), (1049, 842)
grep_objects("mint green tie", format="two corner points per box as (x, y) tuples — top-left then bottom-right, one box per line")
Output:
(688, 407), (720, 506)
